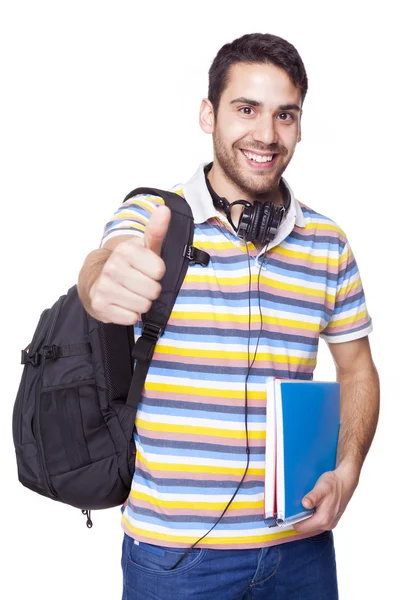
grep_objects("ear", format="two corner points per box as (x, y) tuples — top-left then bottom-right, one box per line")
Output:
(199, 98), (215, 134)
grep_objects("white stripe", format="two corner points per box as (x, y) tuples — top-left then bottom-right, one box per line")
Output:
(145, 374), (266, 391)
(136, 450), (264, 469)
(171, 303), (322, 325)
(329, 302), (367, 323)
(157, 338), (314, 358)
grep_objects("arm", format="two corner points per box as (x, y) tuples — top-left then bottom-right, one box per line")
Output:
(294, 336), (380, 534)
(332, 336), (380, 477)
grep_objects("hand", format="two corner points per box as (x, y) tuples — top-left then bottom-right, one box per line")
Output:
(293, 462), (360, 535)
(89, 205), (171, 325)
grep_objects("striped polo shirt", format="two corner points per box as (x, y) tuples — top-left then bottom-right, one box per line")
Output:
(100, 163), (372, 549)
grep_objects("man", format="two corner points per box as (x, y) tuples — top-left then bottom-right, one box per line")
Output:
(78, 33), (379, 600)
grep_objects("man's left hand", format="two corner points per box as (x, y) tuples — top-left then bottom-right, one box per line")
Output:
(293, 461), (360, 535)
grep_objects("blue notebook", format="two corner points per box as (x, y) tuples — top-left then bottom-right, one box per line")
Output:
(265, 379), (340, 527)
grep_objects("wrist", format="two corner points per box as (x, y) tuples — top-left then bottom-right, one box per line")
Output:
(335, 458), (361, 485)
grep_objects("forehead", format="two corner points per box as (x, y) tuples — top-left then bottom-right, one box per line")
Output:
(221, 62), (302, 106)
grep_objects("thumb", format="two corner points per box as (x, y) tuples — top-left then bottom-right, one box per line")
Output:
(144, 206), (171, 256)
(302, 487), (323, 510)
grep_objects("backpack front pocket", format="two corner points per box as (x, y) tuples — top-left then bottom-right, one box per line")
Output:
(39, 382), (116, 476)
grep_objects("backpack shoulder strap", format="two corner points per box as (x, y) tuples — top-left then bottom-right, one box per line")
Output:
(123, 187), (204, 408)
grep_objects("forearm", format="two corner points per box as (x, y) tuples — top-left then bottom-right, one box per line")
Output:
(77, 248), (112, 316)
(336, 361), (380, 476)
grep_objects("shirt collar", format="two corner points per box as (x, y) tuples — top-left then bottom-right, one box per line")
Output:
(181, 163), (306, 249)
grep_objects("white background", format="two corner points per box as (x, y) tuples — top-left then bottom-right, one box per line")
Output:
(1, 1), (398, 598)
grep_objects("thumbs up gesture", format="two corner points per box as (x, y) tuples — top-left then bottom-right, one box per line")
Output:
(89, 206), (171, 325)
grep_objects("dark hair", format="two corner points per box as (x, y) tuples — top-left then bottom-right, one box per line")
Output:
(208, 33), (308, 115)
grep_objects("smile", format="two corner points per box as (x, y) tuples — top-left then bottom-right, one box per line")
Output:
(241, 150), (274, 163)
(240, 149), (278, 169)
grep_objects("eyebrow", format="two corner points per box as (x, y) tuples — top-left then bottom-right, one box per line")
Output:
(230, 97), (301, 112)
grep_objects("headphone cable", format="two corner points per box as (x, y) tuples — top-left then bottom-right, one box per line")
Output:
(170, 243), (267, 570)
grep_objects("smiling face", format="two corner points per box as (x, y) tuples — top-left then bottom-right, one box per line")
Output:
(200, 61), (303, 200)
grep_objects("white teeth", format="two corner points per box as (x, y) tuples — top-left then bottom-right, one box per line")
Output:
(242, 150), (273, 163)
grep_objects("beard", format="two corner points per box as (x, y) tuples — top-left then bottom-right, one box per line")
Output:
(212, 129), (291, 198)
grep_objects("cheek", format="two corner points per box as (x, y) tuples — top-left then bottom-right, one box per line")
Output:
(280, 126), (300, 151)
(216, 115), (250, 148)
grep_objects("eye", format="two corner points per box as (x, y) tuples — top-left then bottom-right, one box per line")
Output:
(277, 112), (294, 122)
(239, 106), (255, 116)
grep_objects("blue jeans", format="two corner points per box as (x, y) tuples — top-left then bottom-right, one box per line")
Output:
(121, 531), (338, 599)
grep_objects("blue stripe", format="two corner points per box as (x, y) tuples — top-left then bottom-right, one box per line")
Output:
(174, 293), (331, 318)
(148, 363), (314, 379)
(138, 436), (266, 455)
(131, 505), (265, 524)
(137, 443), (265, 461)
(330, 297), (366, 315)
(335, 291), (365, 310)
(138, 403), (266, 422)
(140, 398), (266, 416)
(134, 472), (263, 494)
(266, 259), (337, 284)
(160, 328), (316, 351)
(162, 325), (319, 347)
(126, 506), (265, 529)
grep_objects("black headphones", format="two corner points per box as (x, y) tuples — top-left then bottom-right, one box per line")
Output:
(204, 163), (290, 245)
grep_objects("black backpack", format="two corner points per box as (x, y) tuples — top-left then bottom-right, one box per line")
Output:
(12, 188), (209, 527)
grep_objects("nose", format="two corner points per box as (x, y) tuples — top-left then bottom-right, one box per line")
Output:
(252, 115), (278, 146)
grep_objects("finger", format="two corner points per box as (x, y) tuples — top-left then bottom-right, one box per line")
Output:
(144, 205), (171, 256)
(116, 266), (162, 300)
(105, 245), (166, 283)
(293, 499), (334, 535)
(302, 478), (330, 510)
(99, 305), (139, 326)
(109, 289), (153, 316)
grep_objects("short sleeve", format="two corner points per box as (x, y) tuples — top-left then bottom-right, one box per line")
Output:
(99, 194), (166, 248)
(320, 240), (373, 344)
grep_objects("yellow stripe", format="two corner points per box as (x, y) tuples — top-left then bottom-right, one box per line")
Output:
(145, 382), (265, 400)
(194, 240), (245, 251)
(169, 311), (320, 331)
(327, 309), (367, 329)
(136, 418), (266, 440)
(130, 490), (263, 510)
(155, 345), (316, 366)
(305, 222), (344, 235)
(136, 452), (264, 476)
(112, 211), (147, 221)
(273, 246), (339, 267)
(112, 221), (145, 232)
(122, 518), (301, 545)
(184, 273), (334, 301)
(338, 247), (351, 266)
(336, 278), (361, 298)
(124, 197), (165, 209)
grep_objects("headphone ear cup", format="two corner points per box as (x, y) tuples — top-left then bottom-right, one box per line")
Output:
(246, 201), (263, 242)
(258, 203), (273, 244)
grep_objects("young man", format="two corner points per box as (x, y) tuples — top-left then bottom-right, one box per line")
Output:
(78, 33), (379, 600)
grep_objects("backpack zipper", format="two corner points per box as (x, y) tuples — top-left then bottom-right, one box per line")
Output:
(12, 369), (28, 446)
(34, 299), (66, 499)
(14, 309), (51, 446)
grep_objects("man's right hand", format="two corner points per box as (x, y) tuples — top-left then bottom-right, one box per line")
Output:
(89, 206), (171, 325)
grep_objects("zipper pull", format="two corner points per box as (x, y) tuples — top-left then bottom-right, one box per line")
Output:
(81, 509), (93, 528)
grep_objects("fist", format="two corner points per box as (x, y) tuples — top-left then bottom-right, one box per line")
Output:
(89, 205), (171, 325)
